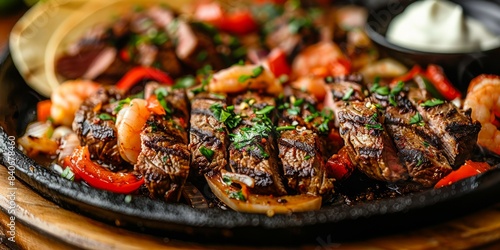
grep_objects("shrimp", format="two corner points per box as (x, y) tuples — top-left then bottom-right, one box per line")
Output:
(50, 80), (100, 126)
(208, 64), (283, 96)
(115, 99), (150, 164)
(464, 74), (500, 155)
(291, 41), (345, 79)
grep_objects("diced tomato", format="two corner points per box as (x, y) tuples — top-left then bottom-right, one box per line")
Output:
(326, 147), (355, 181)
(116, 66), (173, 91)
(391, 65), (423, 85)
(64, 146), (144, 194)
(425, 64), (462, 100)
(194, 1), (257, 35)
(329, 58), (351, 77)
(146, 95), (166, 115)
(219, 10), (258, 35)
(266, 48), (291, 80)
(434, 161), (491, 188)
(37, 100), (52, 122)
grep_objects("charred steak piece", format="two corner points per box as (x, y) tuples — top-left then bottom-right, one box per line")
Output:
(324, 79), (365, 127)
(135, 87), (190, 202)
(338, 101), (408, 182)
(277, 93), (334, 196)
(228, 92), (287, 196)
(189, 93), (229, 176)
(408, 89), (481, 168)
(73, 87), (126, 170)
(385, 105), (452, 187)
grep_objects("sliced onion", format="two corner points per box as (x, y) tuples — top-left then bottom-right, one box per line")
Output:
(57, 132), (80, 164)
(206, 175), (322, 215)
(51, 126), (73, 140)
(221, 169), (255, 188)
(17, 121), (58, 157)
(24, 121), (54, 138)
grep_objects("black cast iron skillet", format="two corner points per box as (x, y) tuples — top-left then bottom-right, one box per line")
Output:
(2, 49), (500, 246)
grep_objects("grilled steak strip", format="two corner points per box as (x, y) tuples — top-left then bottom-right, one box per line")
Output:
(408, 89), (481, 168)
(384, 103), (452, 187)
(277, 93), (334, 196)
(189, 93), (229, 176)
(73, 87), (126, 170)
(338, 101), (408, 182)
(228, 92), (287, 196)
(324, 79), (365, 127)
(135, 87), (190, 202)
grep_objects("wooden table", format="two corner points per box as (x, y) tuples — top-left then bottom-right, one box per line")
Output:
(3, 5), (500, 250)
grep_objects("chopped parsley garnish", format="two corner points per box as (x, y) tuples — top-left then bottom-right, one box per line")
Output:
(391, 81), (405, 95)
(342, 88), (354, 101)
(420, 99), (445, 107)
(276, 125), (296, 131)
(228, 190), (246, 201)
(222, 176), (232, 185)
(61, 167), (75, 181)
(316, 109), (333, 134)
(388, 94), (398, 106)
(230, 122), (272, 150)
(304, 155), (312, 160)
(287, 106), (301, 116)
(288, 16), (312, 34)
(238, 65), (264, 83)
(375, 86), (390, 95)
(409, 113), (425, 126)
(173, 75), (196, 89)
(97, 113), (115, 122)
(199, 146), (214, 161)
(293, 98), (304, 107)
(114, 98), (132, 113)
(374, 103), (384, 110)
(422, 141), (430, 148)
(155, 87), (172, 115)
(416, 158), (423, 167)
(210, 103), (242, 129)
(255, 105), (275, 115)
(365, 123), (384, 130)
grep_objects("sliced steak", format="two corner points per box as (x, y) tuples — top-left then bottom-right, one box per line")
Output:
(277, 92), (334, 196)
(228, 92), (287, 196)
(135, 87), (190, 202)
(73, 87), (126, 170)
(338, 101), (408, 182)
(408, 89), (481, 167)
(385, 105), (452, 187)
(189, 93), (229, 176)
(324, 79), (365, 127)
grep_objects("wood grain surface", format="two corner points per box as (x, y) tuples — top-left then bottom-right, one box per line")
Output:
(2, 165), (500, 250)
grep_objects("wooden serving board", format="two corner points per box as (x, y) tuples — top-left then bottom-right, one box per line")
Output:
(2, 165), (500, 249)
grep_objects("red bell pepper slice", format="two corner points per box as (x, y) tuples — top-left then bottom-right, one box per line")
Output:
(266, 48), (291, 79)
(391, 65), (423, 85)
(116, 66), (173, 91)
(434, 160), (491, 188)
(37, 100), (52, 122)
(425, 64), (462, 100)
(329, 58), (351, 77)
(64, 146), (144, 194)
(326, 147), (355, 181)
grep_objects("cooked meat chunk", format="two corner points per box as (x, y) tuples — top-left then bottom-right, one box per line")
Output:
(72, 87), (126, 170)
(228, 92), (286, 196)
(277, 92), (334, 196)
(135, 87), (190, 202)
(408, 89), (481, 167)
(189, 93), (229, 176)
(338, 101), (408, 182)
(324, 79), (365, 127)
(385, 106), (452, 187)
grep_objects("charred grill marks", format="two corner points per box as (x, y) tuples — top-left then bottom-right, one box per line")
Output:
(135, 87), (190, 202)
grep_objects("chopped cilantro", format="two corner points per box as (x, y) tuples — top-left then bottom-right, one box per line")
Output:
(228, 190), (246, 201)
(276, 125), (296, 131)
(391, 81), (405, 95)
(222, 176), (232, 185)
(365, 123), (384, 130)
(389, 94), (398, 106)
(422, 141), (430, 148)
(420, 99), (445, 107)
(98, 113), (115, 122)
(304, 155), (312, 160)
(409, 113), (425, 126)
(114, 98), (131, 113)
(375, 86), (390, 95)
(293, 98), (304, 107)
(199, 146), (214, 161)
(342, 88), (354, 101)
(255, 105), (275, 115)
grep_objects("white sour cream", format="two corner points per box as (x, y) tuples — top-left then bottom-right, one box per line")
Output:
(386, 0), (500, 53)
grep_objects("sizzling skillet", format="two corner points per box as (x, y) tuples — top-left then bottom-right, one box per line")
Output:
(2, 52), (500, 244)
